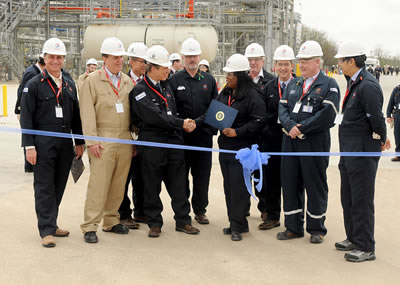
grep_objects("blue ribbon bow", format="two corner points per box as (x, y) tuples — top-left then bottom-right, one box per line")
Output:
(235, 144), (270, 200)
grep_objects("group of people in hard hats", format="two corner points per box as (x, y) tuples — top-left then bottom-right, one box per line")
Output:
(16, 34), (391, 263)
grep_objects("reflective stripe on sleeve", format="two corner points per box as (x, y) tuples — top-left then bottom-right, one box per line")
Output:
(322, 99), (338, 115)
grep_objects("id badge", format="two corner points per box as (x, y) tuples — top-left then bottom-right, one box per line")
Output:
(334, 114), (344, 125)
(116, 103), (124, 113)
(55, 106), (63, 118)
(302, 105), (313, 113)
(292, 102), (302, 113)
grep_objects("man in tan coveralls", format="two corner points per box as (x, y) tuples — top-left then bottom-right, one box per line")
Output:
(79, 37), (135, 243)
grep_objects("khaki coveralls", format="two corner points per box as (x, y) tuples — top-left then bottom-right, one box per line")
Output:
(79, 68), (134, 232)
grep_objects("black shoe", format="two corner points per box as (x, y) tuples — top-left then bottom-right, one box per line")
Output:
(231, 231), (242, 241)
(102, 223), (129, 234)
(84, 231), (98, 243)
(223, 227), (249, 235)
(223, 227), (231, 235)
(276, 229), (304, 240)
(25, 168), (33, 173)
(310, 234), (324, 244)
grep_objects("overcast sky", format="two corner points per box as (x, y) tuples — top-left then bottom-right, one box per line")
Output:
(295, 0), (400, 57)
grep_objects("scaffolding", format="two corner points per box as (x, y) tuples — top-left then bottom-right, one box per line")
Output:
(0, 0), (300, 81)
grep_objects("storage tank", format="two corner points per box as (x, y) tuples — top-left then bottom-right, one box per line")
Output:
(83, 24), (218, 62)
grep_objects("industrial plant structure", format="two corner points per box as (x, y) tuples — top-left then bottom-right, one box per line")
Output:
(0, 0), (301, 81)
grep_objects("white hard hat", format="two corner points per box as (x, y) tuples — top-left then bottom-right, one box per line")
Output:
(100, 37), (126, 56)
(181, 38), (202, 56)
(42, 38), (66, 56)
(245, 43), (265, 58)
(169, 53), (181, 61)
(223, 54), (250, 73)
(273, 45), (295, 61)
(39, 52), (45, 58)
(86, 58), (98, 66)
(296, 40), (323, 59)
(145, 45), (171, 67)
(126, 42), (148, 59)
(199, 59), (210, 67)
(334, 41), (366, 58)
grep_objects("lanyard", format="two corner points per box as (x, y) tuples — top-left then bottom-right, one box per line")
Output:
(143, 77), (168, 108)
(104, 66), (121, 99)
(342, 79), (357, 110)
(228, 94), (235, 107)
(130, 71), (140, 86)
(278, 76), (292, 99)
(44, 71), (62, 105)
(300, 75), (318, 101)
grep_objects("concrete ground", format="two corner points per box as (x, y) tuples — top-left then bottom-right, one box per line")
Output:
(0, 74), (400, 285)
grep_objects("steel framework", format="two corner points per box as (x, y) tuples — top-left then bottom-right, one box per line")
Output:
(0, 0), (300, 81)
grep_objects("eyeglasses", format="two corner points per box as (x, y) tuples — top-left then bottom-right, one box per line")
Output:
(133, 59), (146, 64)
(248, 57), (263, 62)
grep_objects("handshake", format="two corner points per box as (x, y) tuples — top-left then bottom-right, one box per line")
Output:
(183, 119), (196, 133)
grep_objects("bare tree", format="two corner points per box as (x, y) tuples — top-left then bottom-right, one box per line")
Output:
(301, 25), (338, 67)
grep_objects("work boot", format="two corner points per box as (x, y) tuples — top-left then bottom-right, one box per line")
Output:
(335, 239), (356, 251)
(54, 228), (70, 237)
(231, 232), (242, 241)
(148, 227), (161, 238)
(42, 235), (56, 248)
(344, 249), (376, 262)
(120, 218), (140, 229)
(176, 224), (200, 235)
(310, 234), (324, 244)
(102, 223), (129, 234)
(277, 229), (304, 240)
(195, 214), (209, 225)
(84, 231), (98, 243)
(258, 220), (280, 230)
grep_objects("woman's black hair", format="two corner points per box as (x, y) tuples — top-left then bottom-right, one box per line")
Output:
(233, 71), (260, 99)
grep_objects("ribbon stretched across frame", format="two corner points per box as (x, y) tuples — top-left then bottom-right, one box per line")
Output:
(1, 126), (399, 200)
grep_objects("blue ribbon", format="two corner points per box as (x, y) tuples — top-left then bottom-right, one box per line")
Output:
(1, 126), (399, 201)
(235, 145), (270, 200)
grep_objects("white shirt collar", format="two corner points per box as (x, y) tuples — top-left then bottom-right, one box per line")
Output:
(130, 70), (140, 82)
(252, 69), (264, 84)
(47, 71), (62, 88)
(104, 66), (121, 88)
(147, 75), (159, 86)
(351, 68), (362, 82)
(279, 76), (293, 86)
(304, 71), (320, 90)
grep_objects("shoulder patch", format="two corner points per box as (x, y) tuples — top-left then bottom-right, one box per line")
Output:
(330, 88), (338, 93)
(23, 87), (28, 93)
(135, 92), (146, 101)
